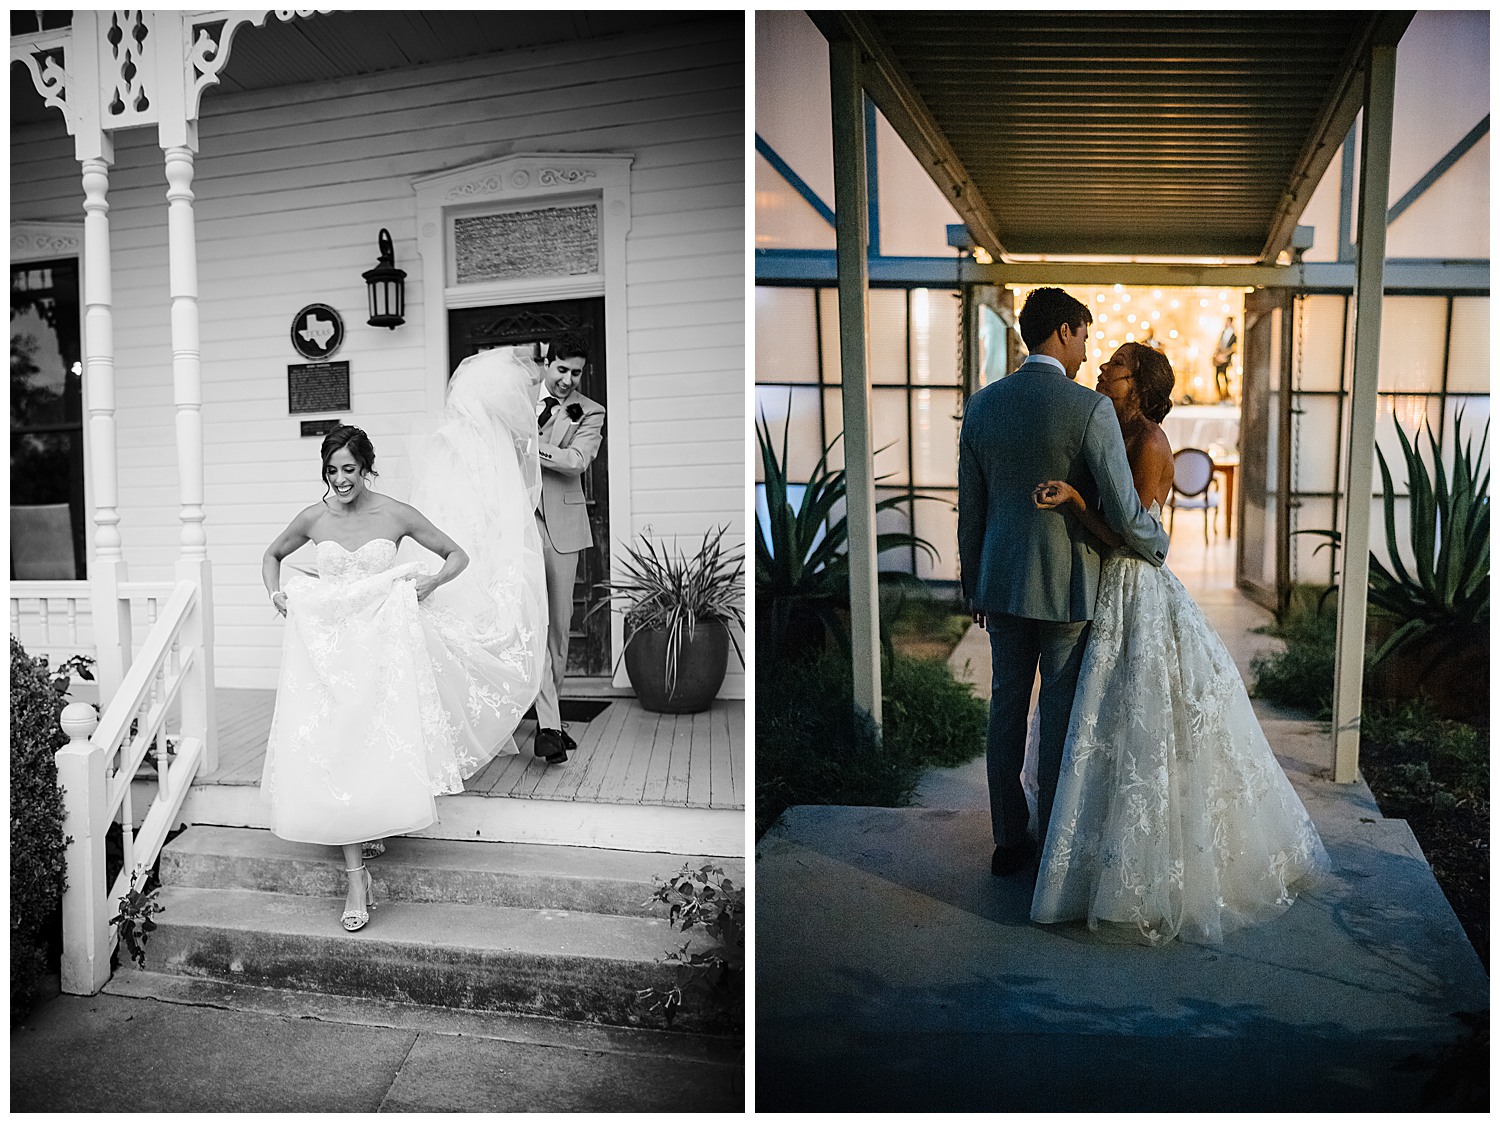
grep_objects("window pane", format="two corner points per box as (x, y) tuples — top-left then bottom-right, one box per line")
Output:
(1378, 296), (1447, 391)
(876, 487), (913, 573)
(911, 387), (960, 487)
(1291, 496), (1338, 587)
(1445, 395), (1490, 484)
(12, 256), (84, 580)
(754, 150), (836, 252)
(11, 432), (84, 579)
(910, 288), (959, 385)
(1367, 494), (1412, 580)
(453, 204), (598, 283)
(754, 385), (823, 483)
(755, 287), (819, 383)
(1373, 395), (1441, 493)
(818, 288), (841, 384)
(914, 492), (958, 580)
(822, 387), (845, 472)
(1291, 394), (1341, 493)
(872, 386), (909, 485)
(1446, 297), (1489, 392)
(869, 289), (907, 384)
(1293, 295), (1346, 392)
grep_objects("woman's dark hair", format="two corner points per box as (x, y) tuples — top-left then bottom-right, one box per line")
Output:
(1018, 286), (1092, 351)
(1119, 342), (1175, 423)
(319, 425), (377, 496)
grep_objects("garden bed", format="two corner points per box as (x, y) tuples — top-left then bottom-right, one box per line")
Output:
(1358, 704), (1489, 969)
(755, 594), (986, 838)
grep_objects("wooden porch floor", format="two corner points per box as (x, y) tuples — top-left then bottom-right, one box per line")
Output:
(203, 688), (744, 811)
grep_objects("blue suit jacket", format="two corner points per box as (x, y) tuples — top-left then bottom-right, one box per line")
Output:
(957, 360), (1168, 622)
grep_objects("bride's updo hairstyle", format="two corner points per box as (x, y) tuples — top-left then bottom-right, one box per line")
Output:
(1120, 342), (1175, 424)
(319, 425), (379, 497)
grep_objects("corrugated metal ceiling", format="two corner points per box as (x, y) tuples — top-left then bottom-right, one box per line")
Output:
(813, 12), (1413, 262)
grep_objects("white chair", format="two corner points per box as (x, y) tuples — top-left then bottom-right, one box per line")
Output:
(1167, 449), (1220, 544)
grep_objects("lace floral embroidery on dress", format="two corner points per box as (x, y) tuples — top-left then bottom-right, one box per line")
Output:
(1029, 518), (1329, 946)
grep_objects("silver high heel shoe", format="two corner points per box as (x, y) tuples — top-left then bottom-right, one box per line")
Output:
(341, 865), (375, 932)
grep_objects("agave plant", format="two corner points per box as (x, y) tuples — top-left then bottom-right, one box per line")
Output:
(1368, 411), (1489, 671)
(590, 526), (745, 698)
(756, 410), (938, 661)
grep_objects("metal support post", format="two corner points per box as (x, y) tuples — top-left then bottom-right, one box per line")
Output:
(1331, 44), (1397, 782)
(829, 38), (882, 728)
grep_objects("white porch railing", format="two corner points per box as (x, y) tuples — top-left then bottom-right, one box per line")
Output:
(54, 578), (212, 995)
(10, 579), (177, 691)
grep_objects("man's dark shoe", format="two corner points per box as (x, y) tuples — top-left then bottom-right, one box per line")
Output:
(991, 840), (1036, 877)
(534, 727), (569, 765)
(558, 726), (579, 754)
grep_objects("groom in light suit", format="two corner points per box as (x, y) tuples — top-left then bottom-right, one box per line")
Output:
(532, 333), (605, 765)
(957, 287), (1170, 876)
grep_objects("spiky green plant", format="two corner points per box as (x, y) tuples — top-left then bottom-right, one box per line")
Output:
(1368, 412), (1489, 671)
(756, 411), (938, 661)
(591, 526), (744, 698)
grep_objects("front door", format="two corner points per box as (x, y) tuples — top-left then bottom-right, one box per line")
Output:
(448, 298), (610, 677)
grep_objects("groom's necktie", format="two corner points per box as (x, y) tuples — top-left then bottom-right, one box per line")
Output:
(537, 395), (560, 432)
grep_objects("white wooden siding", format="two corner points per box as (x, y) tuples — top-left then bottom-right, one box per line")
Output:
(12, 20), (745, 694)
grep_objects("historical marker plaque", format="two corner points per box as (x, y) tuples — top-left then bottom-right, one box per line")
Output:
(288, 362), (350, 414)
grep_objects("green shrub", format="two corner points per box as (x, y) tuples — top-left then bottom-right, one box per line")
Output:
(755, 647), (988, 836)
(1249, 605), (1339, 717)
(755, 651), (903, 835)
(10, 638), (71, 1021)
(882, 654), (989, 769)
(1361, 699), (1487, 799)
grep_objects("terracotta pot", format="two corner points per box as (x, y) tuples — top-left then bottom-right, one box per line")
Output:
(624, 618), (730, 714)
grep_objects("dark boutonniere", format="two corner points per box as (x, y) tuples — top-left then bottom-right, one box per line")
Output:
(565, 402), (584, 423)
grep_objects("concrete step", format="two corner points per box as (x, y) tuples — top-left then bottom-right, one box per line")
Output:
(160, 826), (738, 918)
(133, 884), (731, 1033)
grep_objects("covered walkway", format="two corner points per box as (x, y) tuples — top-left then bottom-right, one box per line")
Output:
(754, 530), (1486, 1111)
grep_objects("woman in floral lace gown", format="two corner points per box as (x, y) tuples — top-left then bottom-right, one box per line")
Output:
(260, 349), (548, 931)
(1028, 342), (1328, 945)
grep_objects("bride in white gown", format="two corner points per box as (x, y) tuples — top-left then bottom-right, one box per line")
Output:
(260, 347), (548, 931)
(1027, 342), (1328, 946)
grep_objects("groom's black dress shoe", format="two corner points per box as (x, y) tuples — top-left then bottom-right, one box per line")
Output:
(991, 840), (1037, 877)
(534, 728), (569, 765)
(558, 726), (579, 754)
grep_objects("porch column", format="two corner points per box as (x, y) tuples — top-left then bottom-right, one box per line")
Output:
(829, 38), (882, 728)
(164, 144), (218, 770)
(1331, 44), (1397, 783)
(81, 156), (133, 704)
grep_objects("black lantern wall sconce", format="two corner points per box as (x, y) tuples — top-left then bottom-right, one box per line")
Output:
(362, 228), (406, 329)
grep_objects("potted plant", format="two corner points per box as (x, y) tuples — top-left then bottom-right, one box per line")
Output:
(593, 526), (745, 714)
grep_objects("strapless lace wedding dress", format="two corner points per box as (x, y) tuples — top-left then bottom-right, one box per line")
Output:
(261, 348), (548, 847)
(1029, 504), (1329, 945)
(261, 538), (537, 846)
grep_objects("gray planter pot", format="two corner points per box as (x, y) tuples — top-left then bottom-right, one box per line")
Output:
(624, 619), (730, 714)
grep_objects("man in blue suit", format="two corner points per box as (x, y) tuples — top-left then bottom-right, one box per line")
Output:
(957, 287), (1170, 876)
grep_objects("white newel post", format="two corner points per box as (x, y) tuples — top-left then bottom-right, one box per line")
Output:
(56, 703), (109, 995)
(81, 155), (133, 707)
(164, 144), (218, 772)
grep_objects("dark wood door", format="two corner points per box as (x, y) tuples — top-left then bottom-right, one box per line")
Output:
(448, 298), (610, 676)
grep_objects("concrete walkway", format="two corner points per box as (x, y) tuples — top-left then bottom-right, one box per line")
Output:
(12, 977), (743, 1111)
(756, 543), (1488, 1111)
